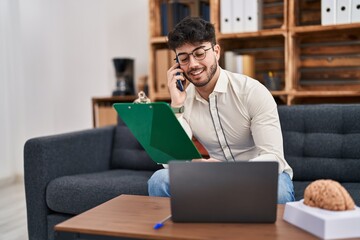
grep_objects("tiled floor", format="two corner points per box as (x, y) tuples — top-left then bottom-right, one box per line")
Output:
(0, 180), (28, 240)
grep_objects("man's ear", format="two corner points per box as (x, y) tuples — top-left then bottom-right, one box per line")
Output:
(214, 44), (221, 61)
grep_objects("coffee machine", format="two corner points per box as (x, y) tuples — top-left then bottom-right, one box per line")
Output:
(112, 58), (135, 96)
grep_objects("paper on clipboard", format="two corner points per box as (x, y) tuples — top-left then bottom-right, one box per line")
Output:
(113, 102), (201, 164)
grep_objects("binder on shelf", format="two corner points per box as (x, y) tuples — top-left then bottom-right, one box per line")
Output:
(336, 0), (351, 24)
(113, 102), (202, 164)
(161, 1), (190, 36)
(235, 55), (255, 78)
(155, 49), (171, 94)
(220, 0), (233, 33)
(161, 1), (210, 36)
(224, 51), (255, 78)
(321, 0), (336, 25)
(161, 2), (169, 35)
(244, 0), (262, 32)
(200, 1), (210, 22)
(224, 51), (236, 72)
(232, 0), (245, 32)
(351, 0), (360, 23)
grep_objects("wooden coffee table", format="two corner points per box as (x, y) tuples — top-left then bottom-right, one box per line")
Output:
(55, 194), (316, 240)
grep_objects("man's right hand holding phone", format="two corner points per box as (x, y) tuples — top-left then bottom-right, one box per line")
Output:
(167, 62), (186, 108)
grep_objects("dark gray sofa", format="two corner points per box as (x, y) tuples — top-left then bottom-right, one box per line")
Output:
(278, 104), (360, 206)
(24, 118), (163, 240)
(24, 104), (360, 240)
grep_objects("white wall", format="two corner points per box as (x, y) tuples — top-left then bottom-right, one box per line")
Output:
(0, 0), (149, 180)
(0, 0), (22, 183)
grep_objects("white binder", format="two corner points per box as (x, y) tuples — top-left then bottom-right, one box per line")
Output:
(351, 0), (360, 23)
(224, 51), (236, 72)
(235, 54), (244, 74)
(244, 0), (262, 32)
(321, 0), (337, 25)
(336, 0), (351, 24)
(220, 0), (233, 33)
(232, 0), (245, 33)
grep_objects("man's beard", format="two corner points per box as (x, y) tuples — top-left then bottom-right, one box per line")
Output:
(184, 61), (218, 88)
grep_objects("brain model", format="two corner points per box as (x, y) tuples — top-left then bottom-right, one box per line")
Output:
(303, 179), (355, 211)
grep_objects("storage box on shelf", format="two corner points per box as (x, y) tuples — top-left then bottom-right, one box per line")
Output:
(92, 96), (137, 128)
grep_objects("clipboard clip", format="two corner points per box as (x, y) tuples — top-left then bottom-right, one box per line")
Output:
(133, 91), (151, 104)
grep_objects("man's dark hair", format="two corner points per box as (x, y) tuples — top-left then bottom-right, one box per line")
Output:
(167, 16), (216, 50)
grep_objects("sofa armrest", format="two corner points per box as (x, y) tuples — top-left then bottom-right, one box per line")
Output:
(24, 125), (115, 240)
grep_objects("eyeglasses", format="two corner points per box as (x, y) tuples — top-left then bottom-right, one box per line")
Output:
(175, 46), (213, 65)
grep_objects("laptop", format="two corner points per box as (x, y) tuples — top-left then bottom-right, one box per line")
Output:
(169, 161), (279, 223)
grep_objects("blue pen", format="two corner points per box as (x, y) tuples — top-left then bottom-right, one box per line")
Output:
(153, 214), (172, 230)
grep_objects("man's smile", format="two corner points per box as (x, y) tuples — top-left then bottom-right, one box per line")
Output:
(189, 68), (205, 77)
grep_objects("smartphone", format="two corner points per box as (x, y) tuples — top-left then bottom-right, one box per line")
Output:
(175, 56), (184, 92)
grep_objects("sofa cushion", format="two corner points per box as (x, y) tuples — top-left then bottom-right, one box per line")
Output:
(279, 104), (360, 182)
(46, 169), (155, 215)
(111, 117), (163, 171)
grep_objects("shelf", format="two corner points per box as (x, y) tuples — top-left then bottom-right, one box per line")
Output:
(217, 28), (287, 40)
(150, 36), (168, 44)
(91, 96), (137, 103)
(291, 23), (360, 35)
(290, 91), (360, 98)
(270, 90), (289, 96)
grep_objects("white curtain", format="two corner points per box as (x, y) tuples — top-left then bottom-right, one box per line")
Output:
(0, 0), (22, 183)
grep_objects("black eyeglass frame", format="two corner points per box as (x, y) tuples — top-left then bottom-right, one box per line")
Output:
(174, 46), (214, 65)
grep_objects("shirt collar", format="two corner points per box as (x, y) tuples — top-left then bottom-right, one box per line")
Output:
(213, 68), (228, 93)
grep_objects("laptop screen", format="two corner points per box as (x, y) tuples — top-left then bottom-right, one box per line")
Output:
(169, 161), (278, 223)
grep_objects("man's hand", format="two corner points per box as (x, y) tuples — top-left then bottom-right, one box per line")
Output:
(192, 158), (221, 162)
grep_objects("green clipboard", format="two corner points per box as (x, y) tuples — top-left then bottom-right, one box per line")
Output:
(113, 102), (202, 164)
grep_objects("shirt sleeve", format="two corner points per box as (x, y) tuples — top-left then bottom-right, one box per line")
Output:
(176, 113), (193, 139)
(246, 82), (290, 176)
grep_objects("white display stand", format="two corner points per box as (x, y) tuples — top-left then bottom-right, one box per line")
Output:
(283, 200), (360, 239)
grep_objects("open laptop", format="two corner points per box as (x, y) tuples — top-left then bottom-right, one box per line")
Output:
(169, 161), (279, 223)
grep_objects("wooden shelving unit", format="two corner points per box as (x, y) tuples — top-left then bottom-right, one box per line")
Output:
(148, 0), (360, 105)
(287, 0), (360, 105)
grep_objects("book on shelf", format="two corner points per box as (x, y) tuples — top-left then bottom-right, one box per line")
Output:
(161, 1), (189, 35)
(161, 0), (210, 36)
(200, 1), (210, 22)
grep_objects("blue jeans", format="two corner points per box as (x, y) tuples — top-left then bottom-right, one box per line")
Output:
(148, 169), (295, 204)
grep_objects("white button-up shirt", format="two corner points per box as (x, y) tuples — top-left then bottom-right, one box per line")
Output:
(178, 68), (293, 178)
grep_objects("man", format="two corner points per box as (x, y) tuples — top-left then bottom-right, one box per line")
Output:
(148, 16), (295, 203)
